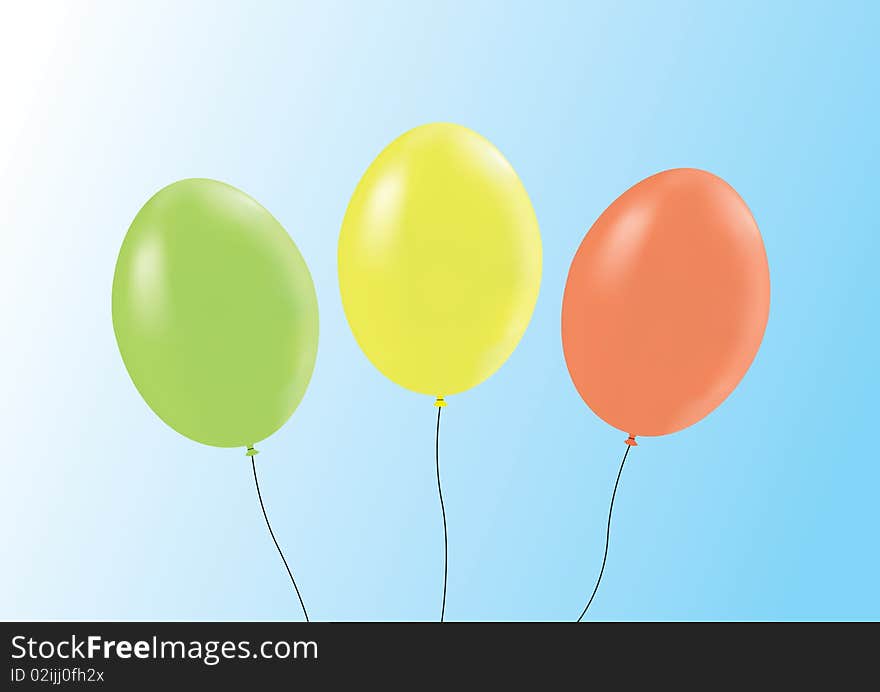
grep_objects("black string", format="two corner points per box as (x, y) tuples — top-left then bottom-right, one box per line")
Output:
(250, 455), (310, 622)
(577, 444), (632, 622)
(435, 405), (448, 622)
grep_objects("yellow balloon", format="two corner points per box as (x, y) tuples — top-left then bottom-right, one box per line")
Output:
(339, 123), (542, 397)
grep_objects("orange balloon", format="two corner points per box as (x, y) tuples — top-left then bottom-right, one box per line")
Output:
(562, 168), (770, 440)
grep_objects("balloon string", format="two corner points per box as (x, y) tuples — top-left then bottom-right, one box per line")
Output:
(250, 455), (310, 622)
(577, 443), (632, 622)
(435, 405), (448, 622)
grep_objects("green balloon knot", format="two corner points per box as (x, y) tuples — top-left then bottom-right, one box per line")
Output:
(246, 446), (259, 457)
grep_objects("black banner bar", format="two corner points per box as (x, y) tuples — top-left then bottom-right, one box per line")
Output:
(1, 621), (873, 686)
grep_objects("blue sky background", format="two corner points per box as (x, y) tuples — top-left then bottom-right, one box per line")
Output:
(1, 1), (877, 621)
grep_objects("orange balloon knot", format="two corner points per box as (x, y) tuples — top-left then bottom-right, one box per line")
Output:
(434, 396), (447, 408)
(245, 446), (259, 457)
(625, 435), (638, 446)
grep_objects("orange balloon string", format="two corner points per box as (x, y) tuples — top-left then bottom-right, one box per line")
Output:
(577, 443), (633, 621)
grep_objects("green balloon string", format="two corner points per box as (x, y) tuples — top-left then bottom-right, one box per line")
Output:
(249, 451), (310, 622)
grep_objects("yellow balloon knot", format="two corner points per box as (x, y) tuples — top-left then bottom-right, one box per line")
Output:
(246, 446), (259, 457)
(434, 396), (447, 408)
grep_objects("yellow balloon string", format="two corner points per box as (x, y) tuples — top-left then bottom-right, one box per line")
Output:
(434, 397), (448, 621)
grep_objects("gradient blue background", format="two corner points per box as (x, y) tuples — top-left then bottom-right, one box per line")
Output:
(1, 1), (877, 621)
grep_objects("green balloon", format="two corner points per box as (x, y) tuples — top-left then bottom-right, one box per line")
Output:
(112, 179), (319, 448)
